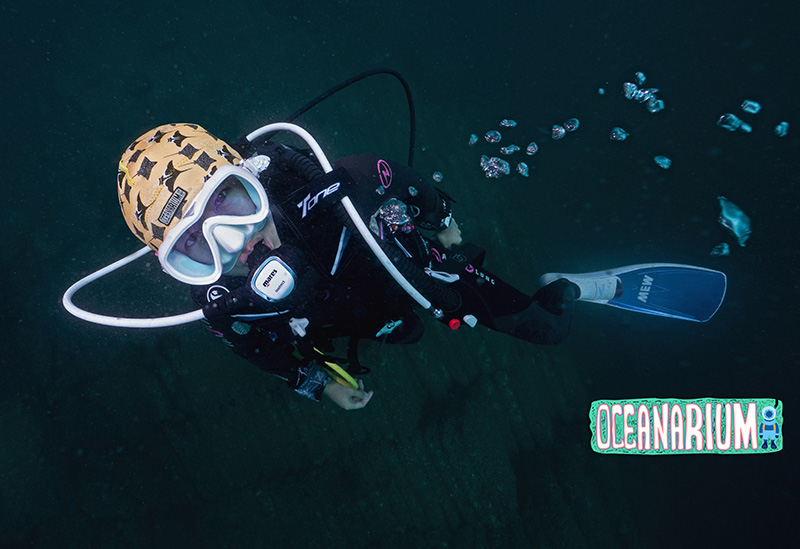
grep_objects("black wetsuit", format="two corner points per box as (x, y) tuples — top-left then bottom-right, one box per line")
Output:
(191, 143), (575, 401)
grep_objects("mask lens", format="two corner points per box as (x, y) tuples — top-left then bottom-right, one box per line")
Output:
(210, 176), (258, 217)
(174, 176), (260, 265)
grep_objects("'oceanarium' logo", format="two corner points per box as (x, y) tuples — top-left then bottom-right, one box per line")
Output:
(590, 398), (782, 454)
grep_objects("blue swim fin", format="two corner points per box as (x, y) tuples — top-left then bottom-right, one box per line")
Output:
(540, 263), (727, 322)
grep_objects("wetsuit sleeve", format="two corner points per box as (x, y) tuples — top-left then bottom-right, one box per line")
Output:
(190, 282), (331, 401)
(335, 154), (454, 231)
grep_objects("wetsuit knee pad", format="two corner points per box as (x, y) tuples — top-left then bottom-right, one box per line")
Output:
(531, 278), (579, 316)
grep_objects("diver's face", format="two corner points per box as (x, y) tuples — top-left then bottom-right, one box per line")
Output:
(173, 177), (257, 265)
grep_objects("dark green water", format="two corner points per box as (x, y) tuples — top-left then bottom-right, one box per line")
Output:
(2, 0), (798, 546)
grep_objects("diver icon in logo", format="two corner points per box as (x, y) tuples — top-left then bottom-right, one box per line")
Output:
(759, 406), (780, 450)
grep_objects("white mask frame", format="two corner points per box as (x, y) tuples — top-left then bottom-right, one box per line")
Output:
(157, 163), (269, 286)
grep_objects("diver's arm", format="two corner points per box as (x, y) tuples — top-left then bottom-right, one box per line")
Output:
(190, 282), (335, 401)
(215, 326), (334, 401)
(196, 308), (369, 405)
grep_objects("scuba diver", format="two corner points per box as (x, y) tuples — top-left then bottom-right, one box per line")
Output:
(111, 122), (587, 409)
(63, 72), (726, 410)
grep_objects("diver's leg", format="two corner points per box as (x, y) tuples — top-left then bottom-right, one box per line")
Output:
(443, 258), (578, 344)
(484, 276), (577, 345)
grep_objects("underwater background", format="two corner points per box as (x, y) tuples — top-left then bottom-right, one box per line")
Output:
(2, 0), (798, 546)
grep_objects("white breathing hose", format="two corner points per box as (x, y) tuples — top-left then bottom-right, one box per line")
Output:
(62, 246), (206, 327)
(63, 122), (431, 328)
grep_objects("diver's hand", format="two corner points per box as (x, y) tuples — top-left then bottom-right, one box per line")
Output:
(323, 379), (374, 410)
(435, 219), (463, 249)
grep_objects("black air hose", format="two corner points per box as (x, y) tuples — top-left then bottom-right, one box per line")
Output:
(277, 146), (325, 182)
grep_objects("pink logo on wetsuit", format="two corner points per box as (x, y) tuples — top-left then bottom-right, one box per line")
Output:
(377, 159), (392, 189)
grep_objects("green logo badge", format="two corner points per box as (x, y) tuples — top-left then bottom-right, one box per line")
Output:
(589, 398), (782, 454)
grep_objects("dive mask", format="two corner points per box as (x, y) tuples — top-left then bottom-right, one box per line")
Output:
(158, 163), (269, 285)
